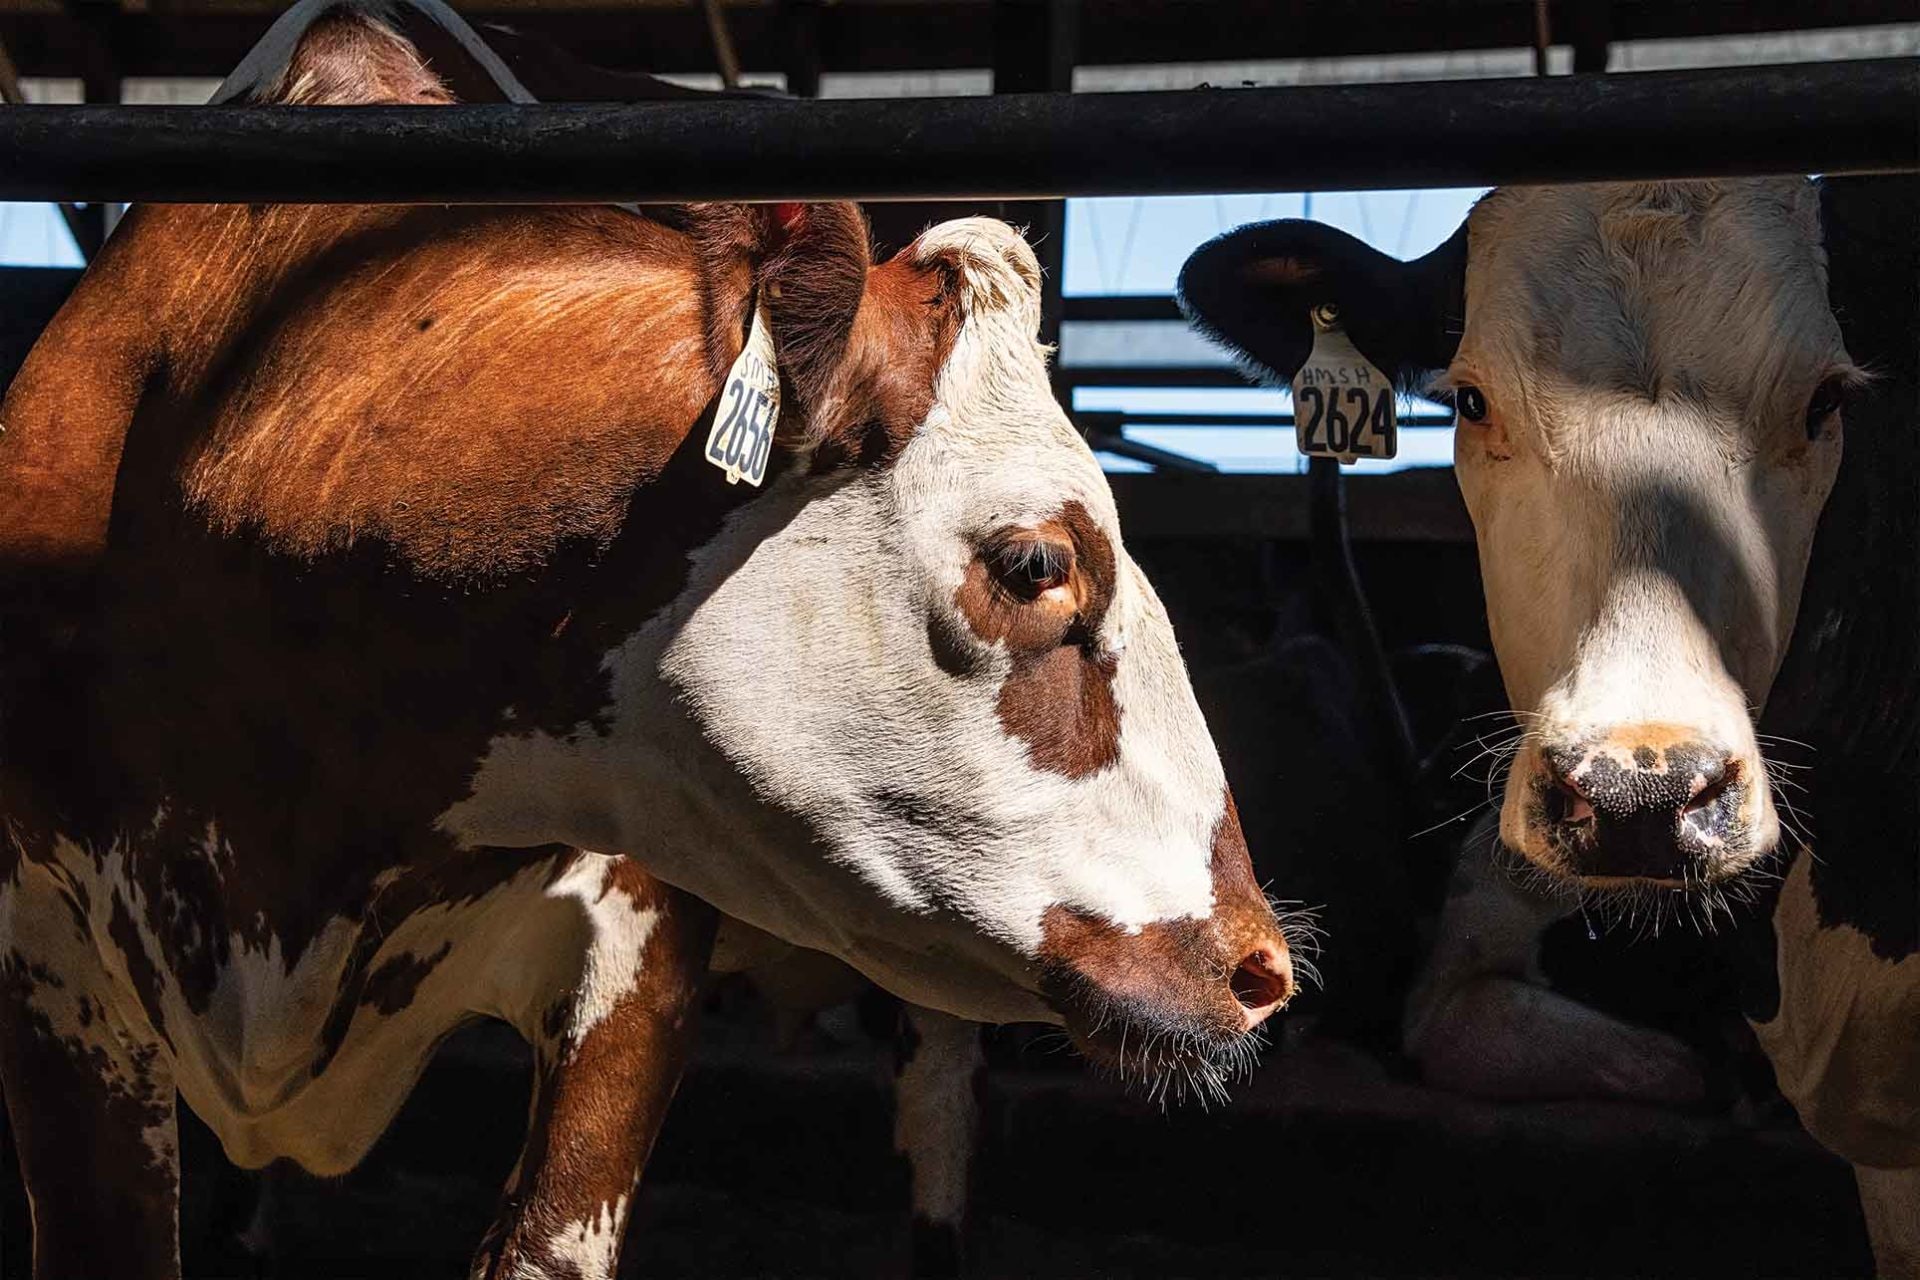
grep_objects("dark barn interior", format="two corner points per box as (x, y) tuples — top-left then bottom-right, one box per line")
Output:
(0, 1), (1915, 1276)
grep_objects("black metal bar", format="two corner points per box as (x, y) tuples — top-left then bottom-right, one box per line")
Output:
(1076, 411), (1458, 428)
(0, 59), (1911, 204)
(993, 0), (1076, 395)
(1059, 367), (1244, 387)
(1062, 296), (1187, 322)
(1080, 425), (1220, 473)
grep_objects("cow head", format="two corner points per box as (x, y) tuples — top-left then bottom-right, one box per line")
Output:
(638, 212), (1296, 1096)
(1180, 181), (1857, 901)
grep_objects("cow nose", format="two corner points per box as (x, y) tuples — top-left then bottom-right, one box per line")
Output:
(1230, 942), (1294, 1029)
(1538, 731), (1744, 881)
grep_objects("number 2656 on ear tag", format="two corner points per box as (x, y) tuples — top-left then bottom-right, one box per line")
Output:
(1291, 305), (1397, 463)
(705, 298), (781, 486)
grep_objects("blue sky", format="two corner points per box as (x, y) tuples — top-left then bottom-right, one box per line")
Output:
(3, 187), (1488, 471)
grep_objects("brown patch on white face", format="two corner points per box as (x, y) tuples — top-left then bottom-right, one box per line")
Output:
(1036, 790), (1293, 1064)
(952, 500), (1123, 778)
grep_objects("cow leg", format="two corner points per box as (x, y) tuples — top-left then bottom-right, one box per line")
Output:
(894, 1004), (983, 1278)
(1403, 817), (1705, 1103)
(0, 939), (179, 1278)
(472, 859), (716, 1280)
(1855, 1166), (1920, 1278)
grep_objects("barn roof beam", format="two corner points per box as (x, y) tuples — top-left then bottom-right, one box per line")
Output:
(0, 0), (1912, 80)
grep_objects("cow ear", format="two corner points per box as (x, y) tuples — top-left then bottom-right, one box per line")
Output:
(756, 202), (874, 427)
(684, 200), (874, 431)
(1178, 218), (1468, 390)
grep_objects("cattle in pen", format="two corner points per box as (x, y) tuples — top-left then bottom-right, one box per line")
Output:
(0, 10), (1304, 1278)
(1181, 175), (1919, 1276)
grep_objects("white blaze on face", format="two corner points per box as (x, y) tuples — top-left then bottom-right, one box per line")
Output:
(1449, 180), (1852, 878)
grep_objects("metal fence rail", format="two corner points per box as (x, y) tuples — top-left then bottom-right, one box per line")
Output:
(0, 58), (1912, 203)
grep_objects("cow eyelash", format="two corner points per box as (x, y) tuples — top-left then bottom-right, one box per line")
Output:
(986, 538), (1073, 601)
(1805, 375), (1848, 439)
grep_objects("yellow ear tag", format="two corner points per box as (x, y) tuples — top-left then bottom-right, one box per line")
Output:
(1291, 303), (1398, 464)
(704, 296), (781, 486)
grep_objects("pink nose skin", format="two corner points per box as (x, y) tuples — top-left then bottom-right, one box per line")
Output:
(1230, 945), (1295, 1030)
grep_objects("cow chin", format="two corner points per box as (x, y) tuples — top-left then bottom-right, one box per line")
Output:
(1041, 967), (1272, 1107)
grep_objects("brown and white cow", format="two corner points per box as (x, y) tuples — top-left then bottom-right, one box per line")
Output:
(0, 14), (1298, 1278)
(1181, 178), (1919, 1276)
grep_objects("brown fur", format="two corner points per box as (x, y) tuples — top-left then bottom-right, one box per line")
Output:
(952, 500), (1123, 778)
(261, 10), (456, 106)
(0, 11), (982, 1277)
(1037, 792), (1291, 1051)
(476, 861), (716, 1279)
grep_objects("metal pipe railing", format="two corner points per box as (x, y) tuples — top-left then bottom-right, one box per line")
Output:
(0, 58), (1912, 204)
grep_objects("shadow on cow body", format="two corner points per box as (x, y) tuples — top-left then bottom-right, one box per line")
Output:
(0, 8), (1299, 1278)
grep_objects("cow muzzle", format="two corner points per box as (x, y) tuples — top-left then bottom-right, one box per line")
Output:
(1035, 902), (1295, 1101)
(1504, 723), (1773, 886)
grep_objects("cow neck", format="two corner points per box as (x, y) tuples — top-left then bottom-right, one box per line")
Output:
(35, 199), (794, 989)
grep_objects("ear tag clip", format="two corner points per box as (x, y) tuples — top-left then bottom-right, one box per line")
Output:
(704, 294), (781, 487)
(1291, 303), (1398, 464)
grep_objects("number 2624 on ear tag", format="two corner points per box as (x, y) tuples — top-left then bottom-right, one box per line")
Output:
(705, 299), (781, 486)
(1291, 308), (1397, 463)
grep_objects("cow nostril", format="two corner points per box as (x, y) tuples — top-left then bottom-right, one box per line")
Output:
(1230, 946), (1293, 1024)
(1555, 777), (1594, 826)
(1684, 759), (1739, 825)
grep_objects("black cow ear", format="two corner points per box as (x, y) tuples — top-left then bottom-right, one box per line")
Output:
(1178, 218), (1468, 390)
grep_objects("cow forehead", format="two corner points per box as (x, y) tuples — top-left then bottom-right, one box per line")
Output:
(889, 225), (1124, 559)
(1460, 180), (1842, 417)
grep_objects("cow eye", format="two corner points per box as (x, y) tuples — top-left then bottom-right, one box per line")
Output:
(1805, 376), (1847, 439)
(986, 538), (1072, 601)
(1456, 385), (1489, 424)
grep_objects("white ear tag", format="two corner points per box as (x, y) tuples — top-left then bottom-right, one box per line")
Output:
(704, 296), (781, 487)
(1291, 303), (1397, 464)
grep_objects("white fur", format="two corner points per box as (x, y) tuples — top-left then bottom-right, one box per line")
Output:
(444, 219), (1231, 1026)
(1448, 180), (1848, 874)
(4, 836), (660, 1178)
(894, 1005), (982, 1228)
(539, 1194), (629, 1280)
(543, 856), (659, 1049)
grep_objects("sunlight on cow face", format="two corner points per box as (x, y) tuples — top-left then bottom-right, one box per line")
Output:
(1448, 181), (1852, 892)
(658, 220), (1294, 1096)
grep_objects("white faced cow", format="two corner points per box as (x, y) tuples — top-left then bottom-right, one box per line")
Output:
(0, 13), (1298, 1278)
(1182, 178), (1918, 1276)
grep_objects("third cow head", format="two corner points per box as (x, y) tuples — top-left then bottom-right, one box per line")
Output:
(1181, 181), (1857, 895)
